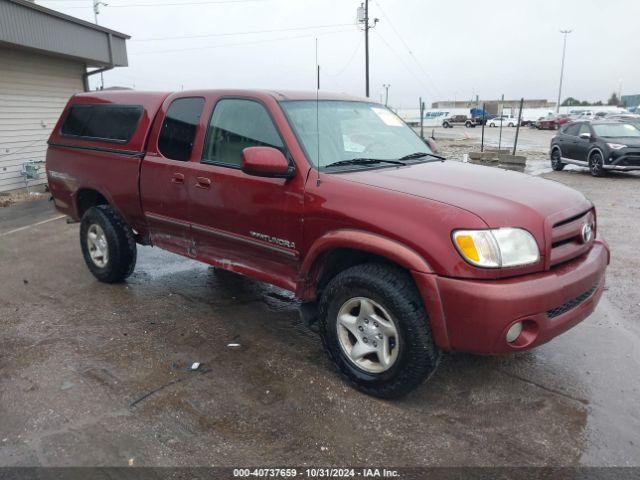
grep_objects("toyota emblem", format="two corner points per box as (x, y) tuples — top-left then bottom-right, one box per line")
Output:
(581, 223), (593, 244)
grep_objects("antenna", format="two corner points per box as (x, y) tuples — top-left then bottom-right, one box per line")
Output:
(315, 38), (321, 187)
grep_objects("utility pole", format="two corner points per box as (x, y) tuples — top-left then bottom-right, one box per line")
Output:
(93, 0), (108, 90)
(383, 84), (390, 106)
(557, 29), (572, 113)
(357, 1), (378, 97)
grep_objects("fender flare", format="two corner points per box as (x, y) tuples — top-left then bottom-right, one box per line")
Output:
(588, 146), (605, 162)
(297, 229), (451, 349)
(297, 229), (433, 298)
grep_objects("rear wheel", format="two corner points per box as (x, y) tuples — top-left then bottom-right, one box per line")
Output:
(80, 205), (137, 283)
(550, 147), (565, 171)
(589, 151), (606, 177)
(442, 122), (451, 128)
(319, 263), (440, 398)
(508, 122), (514, 127)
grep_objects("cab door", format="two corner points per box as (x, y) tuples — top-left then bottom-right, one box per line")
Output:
(572, 123), (594, 162)
(560, 123), (580, 160)
(187, 96), (304, 290)
(140, 96), (206, 255)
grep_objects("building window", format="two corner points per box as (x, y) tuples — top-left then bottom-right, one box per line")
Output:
(60, 104), (143, 142)
(158, 97), (206, 162)
(202, 99), (283, 167)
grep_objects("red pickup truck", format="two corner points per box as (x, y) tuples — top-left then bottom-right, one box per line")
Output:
(46, 90), (609, 398)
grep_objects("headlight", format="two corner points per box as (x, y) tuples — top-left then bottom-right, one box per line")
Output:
(452, 228), (540, 268)
(607, 143), (627, 150)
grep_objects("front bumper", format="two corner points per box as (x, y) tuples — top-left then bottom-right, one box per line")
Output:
(413, 240), (609, 354)
(604, 151), (640, 171)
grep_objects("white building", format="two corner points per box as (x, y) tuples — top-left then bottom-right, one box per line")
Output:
(0, 0), (129, 192)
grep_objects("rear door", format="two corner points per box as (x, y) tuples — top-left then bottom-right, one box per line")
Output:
(186, 96), (304, 290)
(140, 96), (206, 255)
(572, 123), (594, 162)
(561, 123), (581, 159)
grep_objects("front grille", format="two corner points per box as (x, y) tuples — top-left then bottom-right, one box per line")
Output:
(618, 156), (640, 167)
(549, 209), (594, 267)
(547, 283), (598, 318)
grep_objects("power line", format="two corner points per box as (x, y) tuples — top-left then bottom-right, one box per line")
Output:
(323, 37), (363, 77)
(37, 0), (268, 8)
(132, 23), (355, 42)
(130, 28), (356, 55)
(372, 30), (437, 99)
(373, 0), (441, 99)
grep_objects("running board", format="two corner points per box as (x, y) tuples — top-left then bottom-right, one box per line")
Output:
(561, 157), (588, 166)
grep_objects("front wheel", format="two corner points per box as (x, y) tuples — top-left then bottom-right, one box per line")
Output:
(589, 151), (606, 177)
(319, 263), (440, 398)
(80, 205), (137, 283)
(550, 148), (565, 171)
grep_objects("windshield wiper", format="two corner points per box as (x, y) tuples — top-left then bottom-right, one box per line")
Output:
(324, 158), (406, 168)
(398, 151), (446, 161)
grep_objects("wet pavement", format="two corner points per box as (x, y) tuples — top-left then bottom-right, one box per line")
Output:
(1, 171), (640, 466)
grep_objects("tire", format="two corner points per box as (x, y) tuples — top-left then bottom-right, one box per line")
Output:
(318, 263), (440, 398)
(589, 150), (606, 177)
(550, 147), (565, 171)
(80, 205), (137, 283)
(442, 122), (450, 128)
(465, 121), (472, 128)
(508, 123), (514, 128)
(489, 123), (495, 128)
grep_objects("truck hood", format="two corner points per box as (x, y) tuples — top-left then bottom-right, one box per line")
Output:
(339, 160), (591, 228)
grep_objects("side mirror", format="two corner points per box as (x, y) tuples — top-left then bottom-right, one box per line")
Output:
(241, 147), (294, 179)
(579, 132), (592, 139)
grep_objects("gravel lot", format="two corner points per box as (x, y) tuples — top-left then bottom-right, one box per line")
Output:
(1, 159), (639, 467)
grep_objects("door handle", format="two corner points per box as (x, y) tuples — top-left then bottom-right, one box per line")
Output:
(171, 173), (185, 184)
(195, 176), (212, 189)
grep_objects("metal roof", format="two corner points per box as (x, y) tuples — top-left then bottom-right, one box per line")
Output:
(0, 0), (129, 67)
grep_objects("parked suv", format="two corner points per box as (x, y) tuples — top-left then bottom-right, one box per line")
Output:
(550, 121), (640, 176)
(47, 90), (609, 398)
(442, 115), (478, 128)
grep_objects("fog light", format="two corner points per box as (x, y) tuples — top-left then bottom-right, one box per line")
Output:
(506, 322), (523, 343)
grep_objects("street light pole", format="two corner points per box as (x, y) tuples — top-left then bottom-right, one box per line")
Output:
(93, 0), (108, 90)
(556, 29), (572, 113)
(383, 84), (390, 106)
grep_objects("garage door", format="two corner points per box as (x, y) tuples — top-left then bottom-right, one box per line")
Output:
(0, 47), (84, 192)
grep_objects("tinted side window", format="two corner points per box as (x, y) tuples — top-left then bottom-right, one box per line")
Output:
(60, 105), (142, 142)
(564, 124), (580, 136)
(202, 99), (283, 167)
(158, 97), (205, 161)
(60, 105), (93, 136)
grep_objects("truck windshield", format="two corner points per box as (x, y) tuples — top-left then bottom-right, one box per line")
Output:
(280, 100), (432, 168)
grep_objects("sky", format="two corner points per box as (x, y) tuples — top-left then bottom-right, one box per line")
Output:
(36, 0), (640, 109)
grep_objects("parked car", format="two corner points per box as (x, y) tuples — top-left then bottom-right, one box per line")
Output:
(605, 114), (640, 122)
(488, 116), (517, 128)
(550, 121), (640, 176)
(537, 114), (571, 130)
(46, 89), (609, 398)
(442, 115), (478, 128)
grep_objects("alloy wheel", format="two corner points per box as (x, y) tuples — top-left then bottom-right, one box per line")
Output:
(86, 224), (109, 268)
(336, 297), (400, 373)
